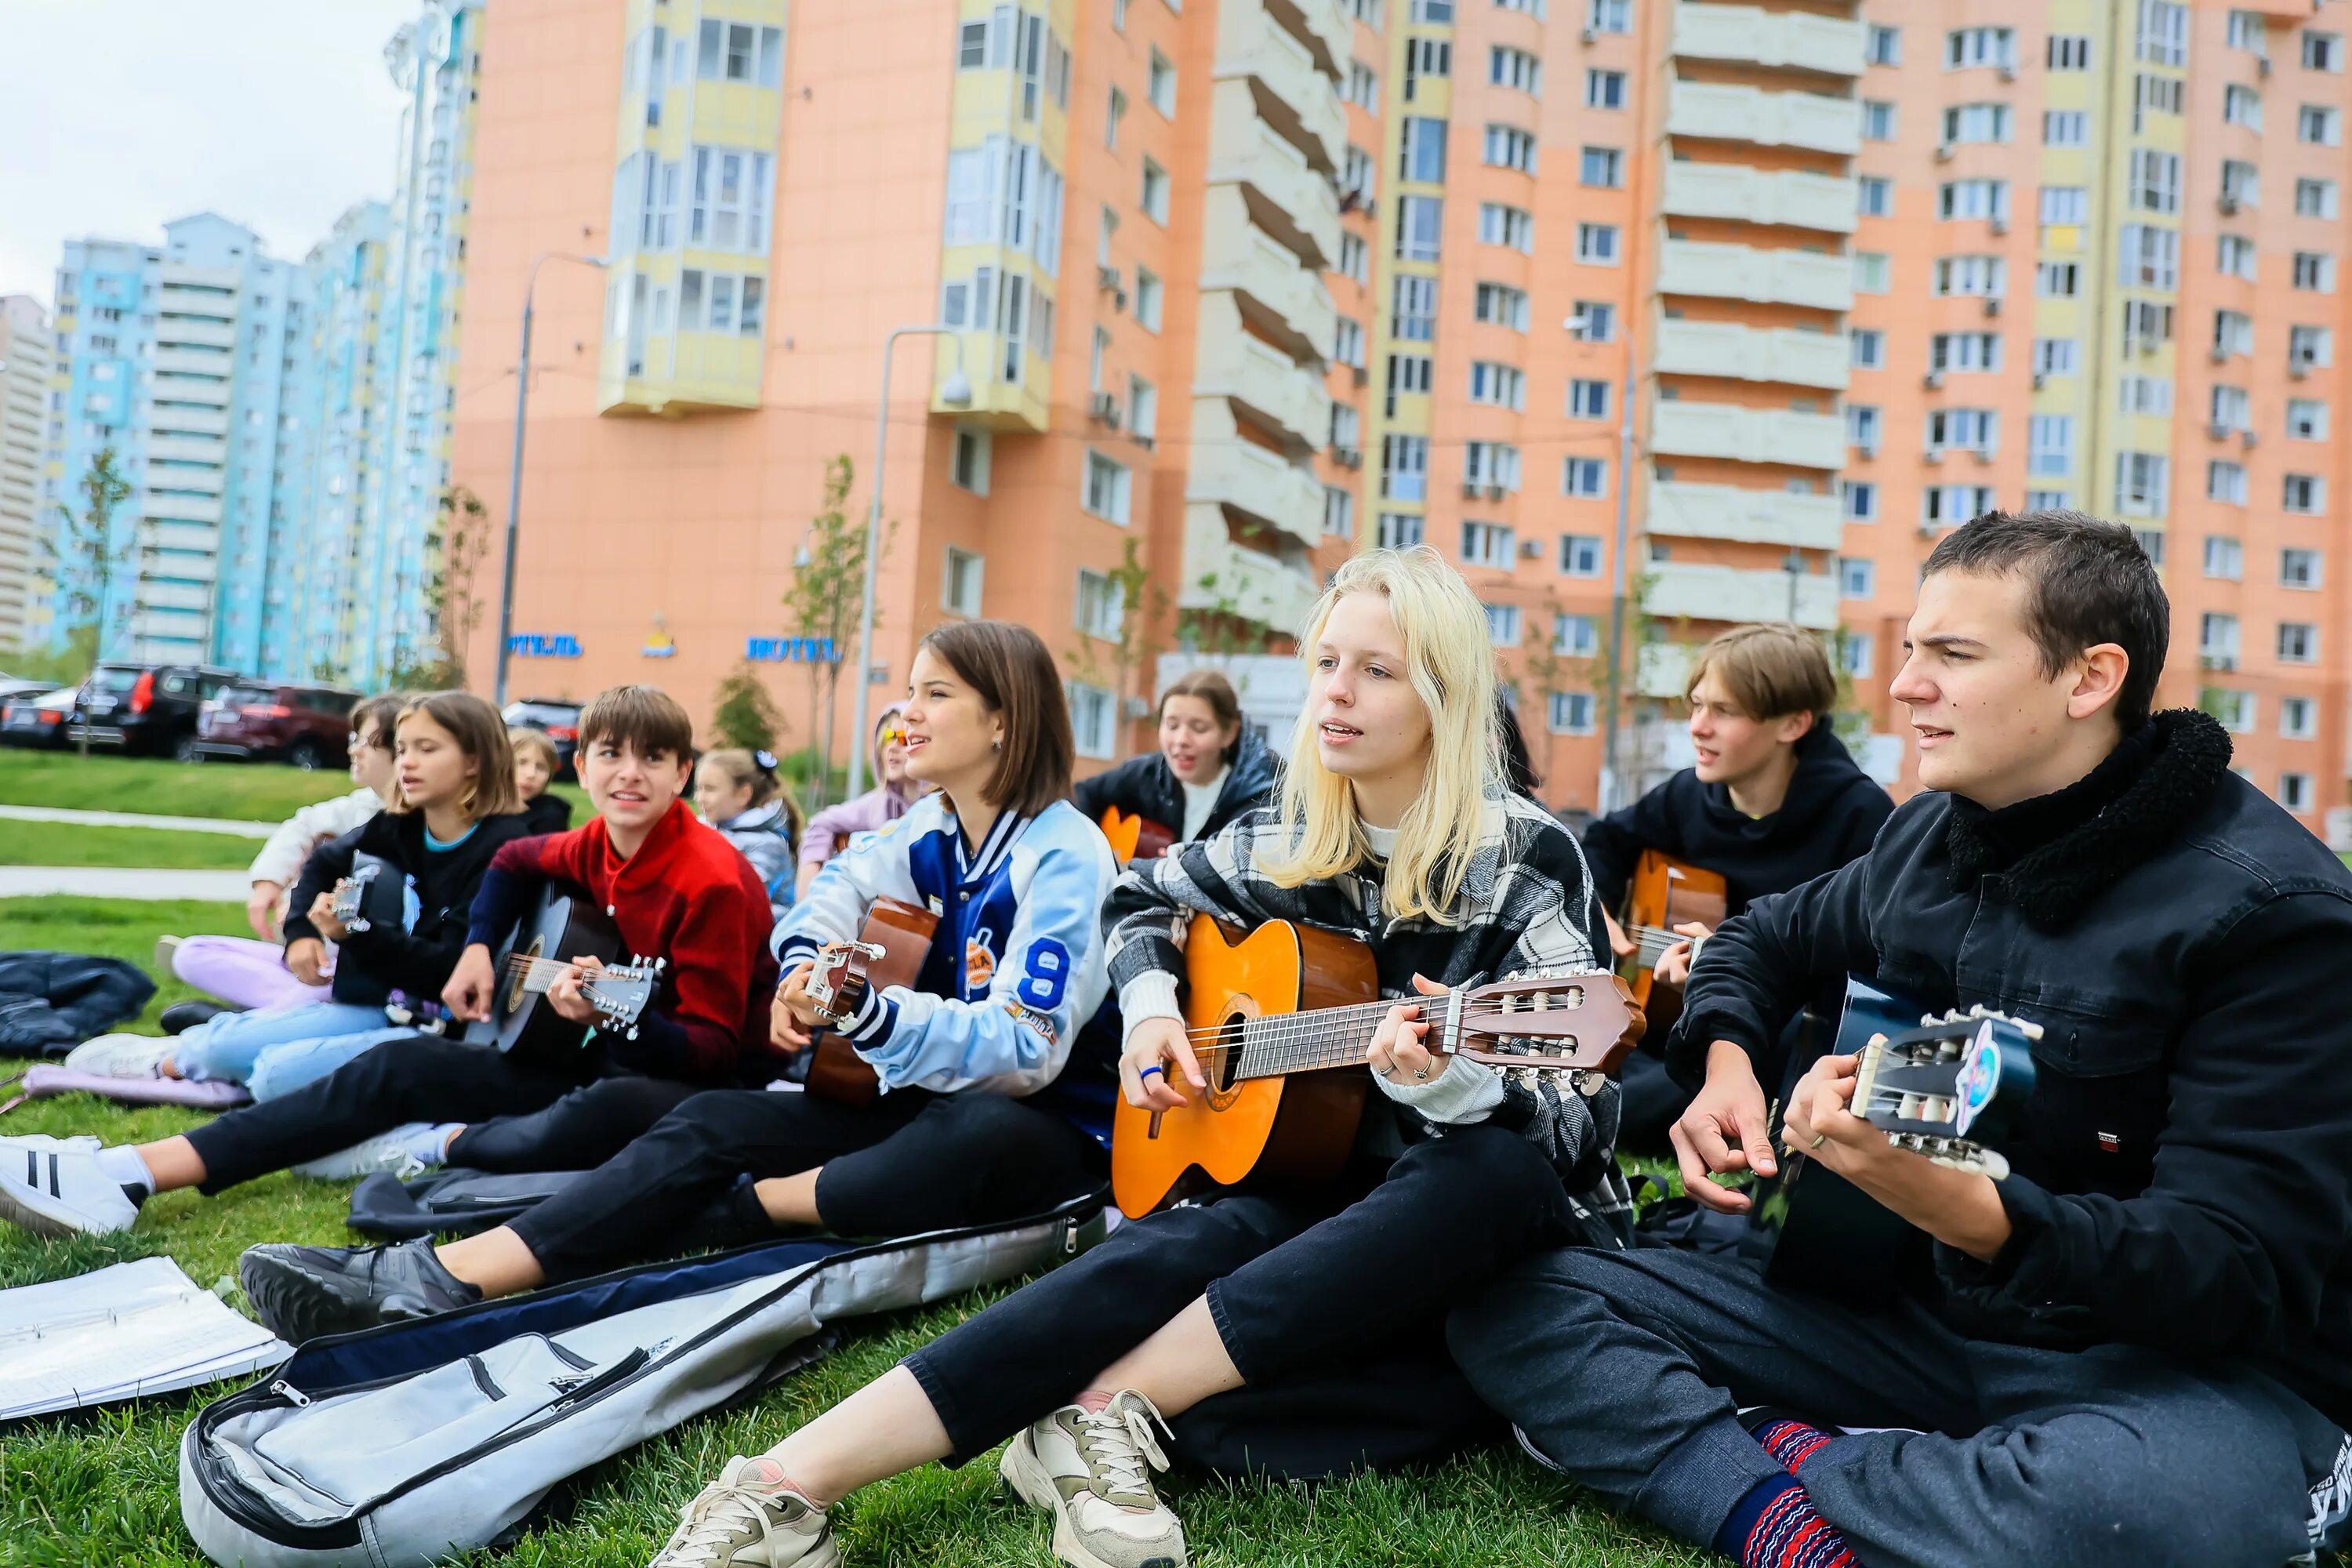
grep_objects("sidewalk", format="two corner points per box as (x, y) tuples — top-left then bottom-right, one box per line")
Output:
(0, 804), (274, 838)
(0, 867), (249, 901)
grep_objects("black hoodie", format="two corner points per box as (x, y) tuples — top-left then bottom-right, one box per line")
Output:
(1580, 724), (1893, 918)
(1072, 725), (1279, 847)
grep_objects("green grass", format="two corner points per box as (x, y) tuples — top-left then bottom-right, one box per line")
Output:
(0, 819), (257, 871)
(0, 896), (1705, 1568)
(0, 751), (590, 826)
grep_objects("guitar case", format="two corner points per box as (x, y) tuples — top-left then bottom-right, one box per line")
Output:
(180, 1192), (1109, 1568)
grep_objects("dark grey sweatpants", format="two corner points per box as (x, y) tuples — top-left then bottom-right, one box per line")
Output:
(1447, 1247), (2343, 1568)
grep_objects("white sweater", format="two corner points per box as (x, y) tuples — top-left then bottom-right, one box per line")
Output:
(247, 787), (385, 887)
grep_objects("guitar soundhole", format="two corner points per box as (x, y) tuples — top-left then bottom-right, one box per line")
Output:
(505, 936), (543, 1017)
(1207, 1011), (1247, 1095)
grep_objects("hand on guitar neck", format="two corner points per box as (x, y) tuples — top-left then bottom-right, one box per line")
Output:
(1780, 1048), (2013, 1264)
(771, 960), (824, 1053)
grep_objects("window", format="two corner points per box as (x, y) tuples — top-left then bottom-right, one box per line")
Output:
(1944, 103), (2012, 143)
(1338, 232), (1370, 283)
(2224, 85), (2263, 131)
(2285, 474), (2327, 513)
(1483, 124), (1537, 174)
(1867, 24), (1900, 66)
(1585, 69), (1626, 109)
(1849, 328), (1886, 368)
(2209, 459), (2248, 505)
(2118, 225), (2179, 289)
(2281, 773), (2314, 812)
(2288, 399), (2330, 441)
(2279, 622), (2319, 663)
(1563, 458), (1608, 498)
(1561, 535), (1602, 577)
(2202, 612), (2241, 670)
(1842, 480), (1878, 521)
(1334, 317), (1367, 368)
(1404, 37), (1452, 98)
(1588, 0), (1628, 32)
(1929, 332), (2001, 372)
(1490, 46), (1541, 94)
(1083, 450), (1132, 523)
(1134, 267), (1162, 330)
(2308, 32), (2344, 71)
(2127, 149), (2180, 214)
(943, 546), (985, 615)
(1570, 301), (1615, 341)
(1147, 49), (1176, 115)
(1568, 378), (1609, 419)
(1548, 691), (1596, 735)
(1323, 485), (1355, 539)
(2295, 178), (2338, 220)
(2137, 73), (2183, 121)
(1853, 252), (1890, 292)
(1076, 568), (1127, 642)
(1580, 146), (1622, 187)
(2220, 159), (2258, 208)
(1947, 27), (2015, 67)
(1128, 376), (1157, 445)
(1346, 61), (1380, 112)
(1396, 195), (1443, 261)
(1401, 117), (1447, 183)
(2137, 0), (2186, 66)
(1838, 557), (1875, 599)
(1922, 485), (1998, 526)
(2227, 9), (2268, 53)
(2294, 252), (2336, 292)
(2211, 689), (2257, 733)
(1382, 434), (1429, 499)
(2049, 34), (2092, 70)
(1938, 180), (2009, 221)
(1480, 203), (1534, 252)
(2114, 451), (2169, 516)
(2282, 697), (2319, 739)
(2129, 528), (2165, 567)
(1577, 223), (1619, 263)
(1069, 682), (1116, 760)
(2118, 376), (2173, 417)
(1388, 350), (1433, 398)
(2204, 536), (2244, 580)
(2219, 234), (2259, 281)
(1468, 361), (1525, 409)
(2292, 326), (2333, 370)
(1486, 604), (1523, 646)
(2303, 106), (2343, 146)
(1857, 176), (1893, 216)
(1934, 256), (2005, 296)
(951, 427), (992, 494)
(1377, 512), (1425, 549)
(1461, 520), (1515, 568)
(1465, 441), (1521, 491)
(1139, 159), (1169, 223)
(1848, 405), (1882, 448)
(1926, 408), (1998, 456)
(689, 145), (773, 252)
(1552, 613), (1599, 657)
(1861, 100), (1896, 140)
(1475, 282), (1530, 330)
(2045, 111), (2089, 147)
(2028, 414), (2074, 477)
(2282, 547), (2322, 589)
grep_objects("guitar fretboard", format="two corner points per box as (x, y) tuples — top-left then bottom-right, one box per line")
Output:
(1233, 996), (1436, 1078)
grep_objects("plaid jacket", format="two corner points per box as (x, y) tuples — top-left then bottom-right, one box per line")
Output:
(1103, 789), (1635, 1236)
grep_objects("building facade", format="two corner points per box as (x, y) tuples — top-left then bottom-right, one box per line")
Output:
(0, 295), (53, 654)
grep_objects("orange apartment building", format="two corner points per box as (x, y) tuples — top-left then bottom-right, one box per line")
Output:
(452, 0), (2352, 836)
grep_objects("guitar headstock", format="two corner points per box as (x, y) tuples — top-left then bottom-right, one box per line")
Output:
(806, 938), (886, 1027)
(1445, 967), (1643, 1083)
(329, 862), (381, 934)
(1850, 1004), (2041, 1178)
(584, 955), (665, 1040)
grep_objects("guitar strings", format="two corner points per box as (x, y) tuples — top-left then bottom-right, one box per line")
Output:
(1171, 999), (1618, 1070)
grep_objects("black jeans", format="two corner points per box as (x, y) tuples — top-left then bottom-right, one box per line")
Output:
(904, 1122), (1573, 1475)
(445, 1075), (704, 1171)
(505, 1088), (1102, 1282)
(1449, 1247), (2343, 1568)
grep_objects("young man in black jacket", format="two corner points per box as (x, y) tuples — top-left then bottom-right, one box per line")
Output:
(1582, 623), (1892, 1150)
(1452, 511), (2352, 1568)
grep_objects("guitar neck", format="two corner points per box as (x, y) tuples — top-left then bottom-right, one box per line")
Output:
(1232, 996), (1432, 1079)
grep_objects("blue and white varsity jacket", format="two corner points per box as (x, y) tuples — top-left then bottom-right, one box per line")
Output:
(772, 796), (1118, 1096)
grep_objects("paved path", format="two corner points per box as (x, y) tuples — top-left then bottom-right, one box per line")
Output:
(0, 866), (249, 900)
(0, 804), (274, 838)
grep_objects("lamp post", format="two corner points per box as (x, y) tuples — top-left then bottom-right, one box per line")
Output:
(493, 250), (608, 709)
(843, 325), (973, 800)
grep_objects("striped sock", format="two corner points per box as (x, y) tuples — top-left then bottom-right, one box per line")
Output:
(1715, 1473), (1857, 1568)
(1752, 1417), (1837, 1473)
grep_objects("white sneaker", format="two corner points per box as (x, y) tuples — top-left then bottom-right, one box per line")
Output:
(999, 1391), (1187, 1568)
(62, 1033), (173, 1080)
(651, 1456), (839, 1568)
(289, 1123), (441, 1181)
(0, 1136), (140, 1236)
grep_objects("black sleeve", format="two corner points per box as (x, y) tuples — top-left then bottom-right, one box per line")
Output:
(1832, 779), (1896, 865)
(1579, 778), (1685, 913)
(1936, 894), (2352, 1360)
(281, 819), (368, 947)
(1667, 852), (1878, 1087)
(1073, 757), (1144, 820)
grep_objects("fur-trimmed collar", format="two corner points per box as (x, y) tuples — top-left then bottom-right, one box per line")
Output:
(1945, 709), (2234, 931)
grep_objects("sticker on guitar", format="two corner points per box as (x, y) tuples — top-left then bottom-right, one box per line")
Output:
(1838, 1004), (2040, 1179)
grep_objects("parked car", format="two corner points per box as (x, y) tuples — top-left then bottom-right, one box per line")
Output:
(68, 662), (241, 759)
(1, 686), (76, 749)
(0, 677), (58, 704)
(194, 681), (363, 768)
(503, 697), (583, 779)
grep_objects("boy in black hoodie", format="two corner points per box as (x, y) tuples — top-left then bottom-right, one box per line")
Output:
(1581, 624), (1891, 1150)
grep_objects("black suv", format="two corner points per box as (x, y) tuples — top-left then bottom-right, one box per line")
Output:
(71, 662), (241, 759)
(503, 698), (583, 779)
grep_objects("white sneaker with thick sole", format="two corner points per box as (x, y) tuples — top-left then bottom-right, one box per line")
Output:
(289, 1123), (441, 1181)
(62, 1033), (174, 1080)
(650, 1456), (839, 1568)
(999, 1390), (1187, 1568)
(0, 1135), (140, 1236)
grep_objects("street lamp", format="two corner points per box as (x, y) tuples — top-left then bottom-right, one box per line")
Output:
(493, 250), (608, 709)
(844, 325), (972, 800)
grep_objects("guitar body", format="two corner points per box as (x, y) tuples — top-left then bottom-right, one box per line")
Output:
(494, 891), (626, 1057)
(802, 896), (939, 1105)
(1100, 805), (1178, 868)
(1622, 851), (1727, 1034)
(1110, 915), (1377, 1218)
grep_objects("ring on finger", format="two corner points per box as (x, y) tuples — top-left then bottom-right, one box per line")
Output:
(1138, 1064), (1164, 1080)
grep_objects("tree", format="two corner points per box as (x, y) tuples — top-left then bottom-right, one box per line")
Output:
(710, 662), (789, 753)
(1063, 536), (1170, 759)
(430, 485), (493, 687)
(780, 456), (891, 813)
(42, 447), (132, 756)
(1172, 570), (1263, 657)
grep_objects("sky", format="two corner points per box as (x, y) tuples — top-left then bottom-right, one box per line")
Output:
(0, 0), (419, 304)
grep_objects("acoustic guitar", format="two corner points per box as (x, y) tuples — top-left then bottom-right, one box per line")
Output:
(1111, 913), (1642, 1218)
(797, 895), (940, 1105)
(488, 891), (665, 1055)
(1749, 977), (2040, 1298)
(1620, 850), (1727, 1035)
(1099, 805), (1176, 868)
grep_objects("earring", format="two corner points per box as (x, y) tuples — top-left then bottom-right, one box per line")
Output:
(993, 739), (1002, 750)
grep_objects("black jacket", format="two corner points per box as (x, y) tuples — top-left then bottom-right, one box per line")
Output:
(285, 809), (537, 1006)
(0, 953), (156, 1054)
(1581, 724), (1892, 918)
(1674, 711), (2352, 1425)
(519, 793), (572, 835)
(1073, 726), (1278, 845)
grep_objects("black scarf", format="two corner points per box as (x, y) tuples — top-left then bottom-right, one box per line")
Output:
(1944, 708), (2233, 931)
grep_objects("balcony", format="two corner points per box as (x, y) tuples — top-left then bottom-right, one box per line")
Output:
(151, 405), (229, 437)
(1649, 401), (1846, 469)
(1281, 0), (1352, 78)
(1181, 504), (1323, 636)
(143, 521), (220, 556)
(1671, 2), (1866, 78)
(1652, 318), (1849, 390)
(141, 493), (221, 526)
(1655, 239), (1853, 312)
(1635, 641), (1701, 699)
(1199, 188), (1336, 361)
(1646, 478), (1844, 548)
(1209, 103), (1341, 270)
(1195, 295), (1330, 450)
(1661, 163), (1857, 234)
(1668, 82), (1860, 156)
(136, 581), (212, 613)
(1187, 402), (1324, 546)
(145, 435), (225, 466)
(1642, 562), (1839, 630)
(152, 347), (234, 379)
(1216, 0), (1345, 172)
(158, 317), (237, 350)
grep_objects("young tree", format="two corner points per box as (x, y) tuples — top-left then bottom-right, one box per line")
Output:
(710, 662), (789, 753)
(1063, 536), (1171, 759)
(430, 484), (492, 687)
(43, 447), (132, 756)
(779, 456), (891, 811)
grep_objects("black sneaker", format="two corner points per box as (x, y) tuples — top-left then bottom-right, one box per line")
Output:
(161, 1000), (236, 1035)
(240, 1237), (484, 1344)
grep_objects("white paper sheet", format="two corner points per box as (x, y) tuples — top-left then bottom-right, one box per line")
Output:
(0, 1256), (292, 1419)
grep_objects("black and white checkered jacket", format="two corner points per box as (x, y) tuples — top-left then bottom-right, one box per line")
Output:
(1104, 789), (1635, 1236)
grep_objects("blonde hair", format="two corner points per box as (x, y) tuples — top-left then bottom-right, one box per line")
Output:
(1685, 623), (1837, 724)
(507, 727), (560, 774)
(393, 692), (522, 821)
(1257, 546), (1500, 924)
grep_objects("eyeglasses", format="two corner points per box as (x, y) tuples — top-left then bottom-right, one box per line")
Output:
(347, 731), (385, 751)
(879, 724), (909, 746)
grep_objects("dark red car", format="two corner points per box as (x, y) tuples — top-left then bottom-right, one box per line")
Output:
(194, 682), (364, 768)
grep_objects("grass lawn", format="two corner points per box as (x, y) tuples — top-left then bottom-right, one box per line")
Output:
(0, 894), (1706, 1568)
(0, 750), (591, 826)
(0, 818), (256, 871)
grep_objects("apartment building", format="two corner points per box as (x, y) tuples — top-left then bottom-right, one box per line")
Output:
(0, 296), (52, 653)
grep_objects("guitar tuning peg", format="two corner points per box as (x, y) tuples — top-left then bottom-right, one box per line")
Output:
(626, 1025), (640, 1040)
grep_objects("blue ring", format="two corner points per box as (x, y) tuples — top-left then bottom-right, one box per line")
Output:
(1138, 1064), (1165, 1079)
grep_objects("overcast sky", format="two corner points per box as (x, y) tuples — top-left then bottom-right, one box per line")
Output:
(0, 0), (419, 305)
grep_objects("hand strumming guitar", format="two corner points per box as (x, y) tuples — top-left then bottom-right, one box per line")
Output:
(1120, 1016), (1207, 1111)
(1668, 1040), (1780, 1215)
(285, 937), (330, 988)
(308, 888), (353, 945)
(771, 960), (822, 1052)
(1780, 1049), (2013, 1263)
(1653, 920), (1712, 990)
(442, 942), (499, 1022)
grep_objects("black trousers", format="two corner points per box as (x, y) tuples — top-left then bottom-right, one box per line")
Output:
(903, 1122), (1573, 1479)
(505, 1088), (1102, 1282)
(444, 1076), (703, 1171)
